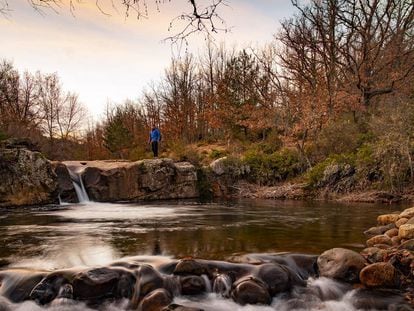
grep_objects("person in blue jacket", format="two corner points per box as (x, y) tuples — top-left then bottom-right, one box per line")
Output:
(149, 125), (161, 158)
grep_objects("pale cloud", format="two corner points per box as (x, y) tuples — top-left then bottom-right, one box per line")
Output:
(0, 0), (295, 118)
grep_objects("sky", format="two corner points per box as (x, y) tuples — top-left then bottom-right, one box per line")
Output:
(0, 0), (295, 119)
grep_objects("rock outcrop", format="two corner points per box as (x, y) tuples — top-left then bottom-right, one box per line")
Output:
(62, 159), (198, 202)
(0, 139), (58, 207)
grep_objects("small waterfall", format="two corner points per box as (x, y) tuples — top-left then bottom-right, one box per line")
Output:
(67, 166), (90, 203)
(202, 274), (212, 292)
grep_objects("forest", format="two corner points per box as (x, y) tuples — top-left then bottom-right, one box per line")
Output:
(1, 0), (413, 193)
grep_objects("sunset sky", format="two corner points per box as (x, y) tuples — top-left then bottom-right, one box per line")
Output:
(0, 0), (295, 119)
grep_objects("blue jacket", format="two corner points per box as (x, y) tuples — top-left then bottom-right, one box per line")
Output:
(150, 128), (161, 142)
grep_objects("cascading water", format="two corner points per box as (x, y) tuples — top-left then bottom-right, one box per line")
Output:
(67, 166), (90, 203)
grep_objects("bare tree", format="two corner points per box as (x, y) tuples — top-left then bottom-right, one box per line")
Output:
(1, 0), (229, 42)
(56, 92), (85, 140)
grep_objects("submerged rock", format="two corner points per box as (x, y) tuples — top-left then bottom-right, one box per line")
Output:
(231, 276), (271, 305)
(317, 248), (366, 283)
(72, 267), (136, 302)
(139, 288), (172, 311)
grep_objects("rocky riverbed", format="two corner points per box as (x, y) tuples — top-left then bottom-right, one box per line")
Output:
(1, 206), (414, 310)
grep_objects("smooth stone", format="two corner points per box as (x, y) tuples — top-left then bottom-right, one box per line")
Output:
(29, 273), (70, 305)
(139, 289), (172, 311)
(72, 267), (136, 301)
(366, 235), (392, 247)
(364, 223), (395, 237)
(396, 218), (409, 228)
(231, 276), (271, 305)
(377, 214), (400, 225)
(399, 207), (414, 219)
(385, 228), (399, 238)
(360, 263), (400, 288)
(255, 264), (291, 296)
(180, 276), (206, 295)
(136, 265), (164, 298)
(173, 259), (208, 276)
(399, 224), (414, 239)
(0, 271), (47, 303)
(406, 217), (414, 225)
(317, 248), (366, 283)
(213, 274), (233, 298)
(163, 304), (204, 311)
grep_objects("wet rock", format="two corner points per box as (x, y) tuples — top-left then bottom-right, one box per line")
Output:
(377, 214), (400, 225)
(72, 267), (136, 301)
(136, 265), (164, 298)
(396, 218), (409, 228)
(399, 224), (414, 239)
(173, 259), (208, 276)
(163, 304), (204, 311)
(29, 273), (70, 305)
(0, 145), (58, 207)
(139, 289), (172, 311)
(352, 289), (408, 310)
(213, 274), (233, 298)
(364, 223), (396, 237)
(231, 276), (271, 305)
(0, 270), (47, 303)
(400, 208), (414, 219)
(180, 276), (206, 295)
(360, 263), (400, 288)
(255, 264), (295, 296)
(52, 162), (77, 203)
(385, 228), (399, 238)
(50, 284), (74, 307)
(366, 235), (392, 247)
(317, 248), (366, 283)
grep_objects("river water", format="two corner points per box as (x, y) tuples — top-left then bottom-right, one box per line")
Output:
(0, 199), (408, 310)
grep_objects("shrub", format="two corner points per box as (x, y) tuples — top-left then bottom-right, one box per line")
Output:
(242, 148), (302, 185)
(209, 148), (228, 159)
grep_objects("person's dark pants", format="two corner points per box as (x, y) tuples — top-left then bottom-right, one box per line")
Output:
(151, 141), (159, 157)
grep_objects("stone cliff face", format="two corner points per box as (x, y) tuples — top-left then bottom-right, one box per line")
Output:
(0, 139), (58, 207)
(63, 158), (198, 202)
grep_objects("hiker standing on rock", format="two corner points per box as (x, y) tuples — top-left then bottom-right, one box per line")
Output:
(149, 125), (161, 158)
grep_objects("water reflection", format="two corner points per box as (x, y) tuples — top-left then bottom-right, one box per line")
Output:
(0, 199), (406, 267)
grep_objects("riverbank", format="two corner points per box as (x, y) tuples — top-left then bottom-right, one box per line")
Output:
(231, 181), (412, 204)
(1, 139), (412, 207)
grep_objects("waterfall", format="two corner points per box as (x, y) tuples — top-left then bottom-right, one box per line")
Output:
(67, 166), (90, 203)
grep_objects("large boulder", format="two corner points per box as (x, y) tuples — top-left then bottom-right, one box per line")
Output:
(66, 159), (198, 202)
(0, 140), (58, 207)
(317, 248), (366, 283)
(51, 162), (77, 203)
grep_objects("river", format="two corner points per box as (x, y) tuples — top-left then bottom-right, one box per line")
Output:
(0, 199), (408, 310)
